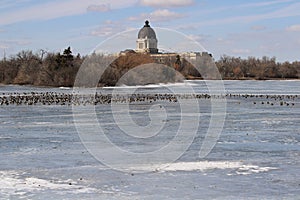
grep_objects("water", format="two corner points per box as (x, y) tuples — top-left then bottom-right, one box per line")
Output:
(0, 80), (299, 199)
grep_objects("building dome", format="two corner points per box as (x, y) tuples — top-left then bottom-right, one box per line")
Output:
(136, 20), (158, 54)
(138, 20), (157, 39)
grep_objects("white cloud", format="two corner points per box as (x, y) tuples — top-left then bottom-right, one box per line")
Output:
(0, 39), (31, 46)
(90, 20), (125, 37)
(216, 38), (233, 45)
(204, 29), (300, 62)
(187, 34), (210, 43)
(16, 40), (31, 45)
(87, 4), (110, 12)
(150, 9), (184, 20)
(0, 44), (9, 49)
(0, 0), (138, 26)
(232, 49), (251, 54)
(251, 25), (266, 31)
(0, 39), (31, 55)
(180, 2), (300, 29)
(187, 34), (202, 41)
(90, 27), (114, 37)
(265, 2), (300, 19)
(104, 20), (113, 25)
(139, 0), (194, 7)
(286, 24), (300, 32)
(238, 0), (295, 9)
(0, 0), (33, 10)
(129, 9), (184, 22)
(190, 0), (294, 17)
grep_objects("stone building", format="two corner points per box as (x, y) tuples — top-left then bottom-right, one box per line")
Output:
(135, 20), (211, 59)
(136, 20), (158, 54)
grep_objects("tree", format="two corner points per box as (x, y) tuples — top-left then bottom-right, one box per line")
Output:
(13, 50), (41, 85)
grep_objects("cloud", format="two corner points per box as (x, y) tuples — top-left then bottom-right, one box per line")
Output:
(205, 29), (300, 62)
(191, 0), (294, 17)
(187, 34), (202, 41)
(179, 2), (300, 29)
(237, 0), (295, 8)
(150, 9), (184, 20)
(0, 39), (31, 46)
(0, 0), (33, 10)
(232, 49), (251, 54)
(139, 0), (194, 8)
(0, 0), (138, 26)
(129, 9), (185, 22)
(0, 44), (9, 49)
(90, 20), (125, 37)
(251, 25), (267, 31)
(286, 24), (300, 32)
(90, 27), (114, 37)
(265, 2), (300, 19)
(15, 40), (31, 45)
(87, 4), (110, 12)
(0, 39), (31, 53)
(187, 34), (210, 43)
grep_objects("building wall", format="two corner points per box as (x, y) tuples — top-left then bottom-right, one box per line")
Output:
(136, 37), (158, 54)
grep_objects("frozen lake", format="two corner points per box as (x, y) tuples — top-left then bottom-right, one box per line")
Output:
(0, 80), (299, 199)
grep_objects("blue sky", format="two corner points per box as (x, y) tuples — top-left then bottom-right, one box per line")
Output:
(0, 0), (300, 62)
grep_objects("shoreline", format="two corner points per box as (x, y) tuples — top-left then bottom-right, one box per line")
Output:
(1, 78), (299, 88)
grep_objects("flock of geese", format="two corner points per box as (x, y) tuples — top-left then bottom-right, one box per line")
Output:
(0, 92), (298, 106)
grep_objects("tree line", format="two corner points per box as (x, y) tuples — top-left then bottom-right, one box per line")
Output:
(216, 55), (299, 79)
(0, 47), (82, 86)
(0, 48), (298, 87)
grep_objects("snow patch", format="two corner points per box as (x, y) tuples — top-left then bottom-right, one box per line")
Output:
(0, 170), (97, 198)
(236, 165), (278, 175)
(130, 161), (278, 175)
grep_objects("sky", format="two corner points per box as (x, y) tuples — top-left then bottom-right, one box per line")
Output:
(0, 0), (300, 62)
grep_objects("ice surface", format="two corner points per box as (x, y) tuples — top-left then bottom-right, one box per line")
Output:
(0, 80), (299, 199)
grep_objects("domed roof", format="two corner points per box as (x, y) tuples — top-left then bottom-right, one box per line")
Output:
(138, 20), (157, 39)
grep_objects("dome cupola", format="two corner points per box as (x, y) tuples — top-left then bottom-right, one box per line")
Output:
(136, 20), (158, 54)
(138, 20), (157, 39)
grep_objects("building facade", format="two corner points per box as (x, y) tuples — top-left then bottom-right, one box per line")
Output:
(136, 20), (158, 54)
